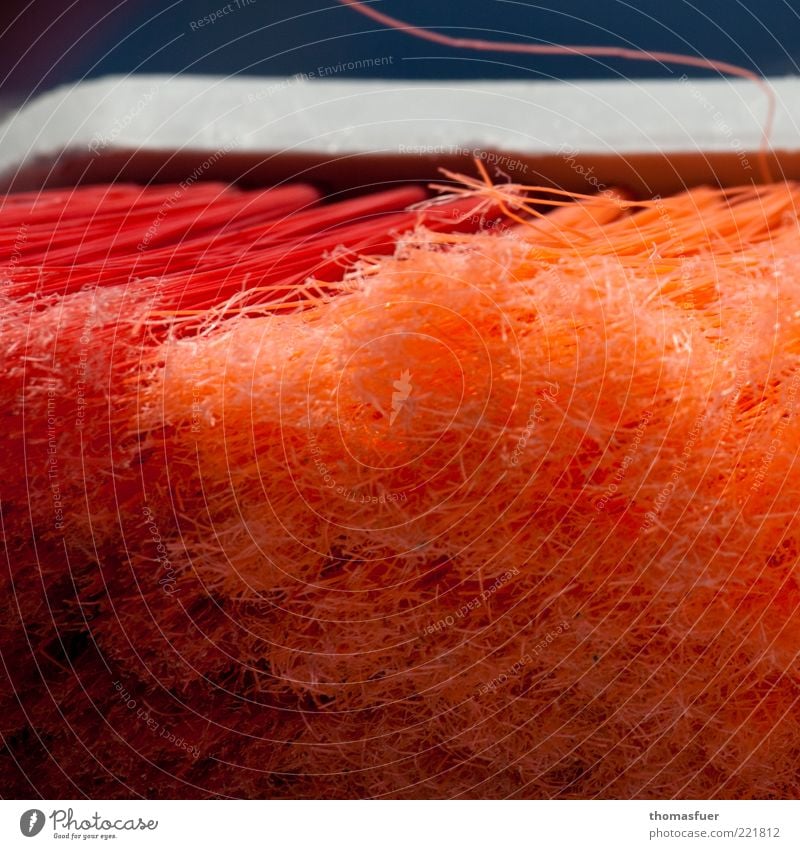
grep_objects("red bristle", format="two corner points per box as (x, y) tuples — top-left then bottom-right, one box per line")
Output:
(0, 185), (321, 265)
(1, 177), (513, 799)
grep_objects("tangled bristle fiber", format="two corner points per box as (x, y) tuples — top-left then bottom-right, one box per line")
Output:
(2, 174), (800, 799)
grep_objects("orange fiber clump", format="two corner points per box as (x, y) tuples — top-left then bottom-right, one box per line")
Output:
(3, 174), (800, 799)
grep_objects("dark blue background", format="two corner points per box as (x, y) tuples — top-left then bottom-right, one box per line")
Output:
(2, 0), (799, 101)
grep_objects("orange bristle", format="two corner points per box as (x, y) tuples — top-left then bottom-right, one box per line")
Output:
(2, 176), (800, 799)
